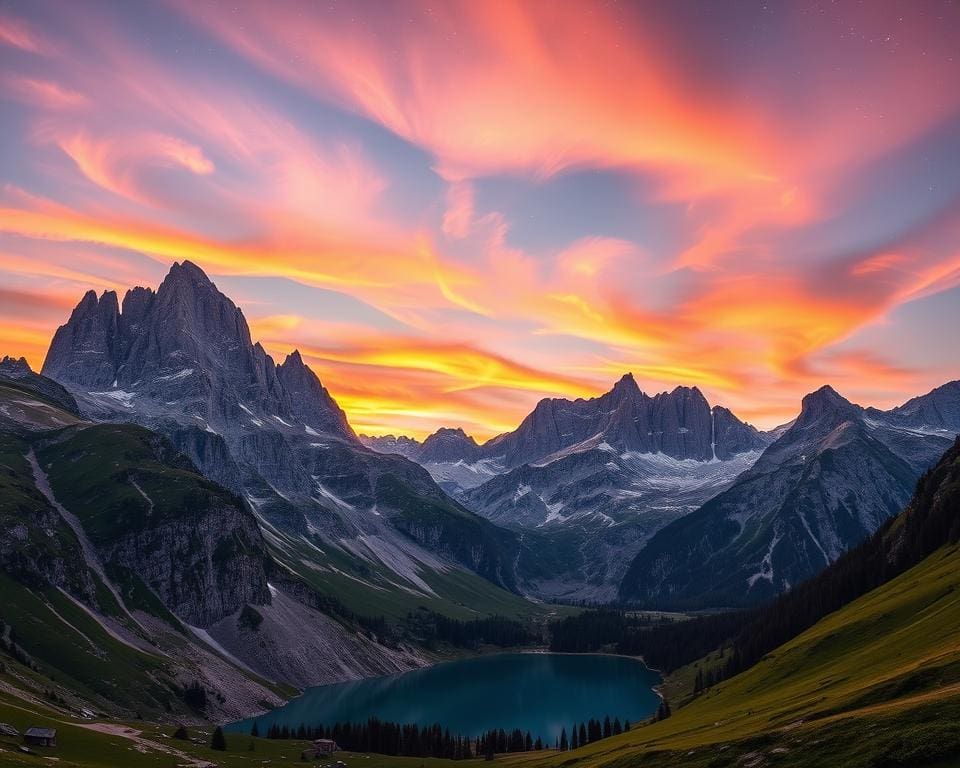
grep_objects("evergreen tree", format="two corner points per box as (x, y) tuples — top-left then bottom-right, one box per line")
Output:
(603, 715), (612, 739)
(559, 728), (568, 751)
(578, 723), (587, 747)
(613, 717), (623, 735)
(250, 722), (260, 738)
(173, 725), (189, 741)
(210, 726), (227, 751)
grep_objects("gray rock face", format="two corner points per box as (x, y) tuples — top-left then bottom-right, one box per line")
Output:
(41, 261), (529, 597)
(619, 382), (960, 609)
(417, 428), (480, 463)
(277, 350), (353, 437)
(360, 434), (422, 459)
(482, 374), (766, 468)
(44, 290), (120, 389)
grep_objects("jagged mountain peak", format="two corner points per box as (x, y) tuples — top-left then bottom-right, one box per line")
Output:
(0, 355), (32, 376)
(611, 371), (641, 395)
(418, 426), (480, 463)
(429, 426), (476, 441)
(42, 261), (357, 443)
(163, 258), (216, 287)
(796, 385), (861, 428)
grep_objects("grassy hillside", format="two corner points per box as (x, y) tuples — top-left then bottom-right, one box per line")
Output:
(494, 541), (960, 767)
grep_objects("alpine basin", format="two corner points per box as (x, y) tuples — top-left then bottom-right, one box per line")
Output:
(229, 652), (661, 743)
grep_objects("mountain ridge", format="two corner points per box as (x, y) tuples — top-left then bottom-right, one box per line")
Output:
(619, 380), (959, 608)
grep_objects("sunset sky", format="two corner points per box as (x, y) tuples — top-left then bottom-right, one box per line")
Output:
(2, 0), (960, 439)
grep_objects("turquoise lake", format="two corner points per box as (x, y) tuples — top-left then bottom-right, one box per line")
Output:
(228, 652), (661, 743)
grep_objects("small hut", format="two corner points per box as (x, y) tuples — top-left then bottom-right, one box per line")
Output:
(301, 738), (339, 760)
(24, 727), (57, 747)
(314, 738), (337, 755)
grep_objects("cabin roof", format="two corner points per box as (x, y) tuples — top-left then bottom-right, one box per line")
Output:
(25, 727), (57, 738)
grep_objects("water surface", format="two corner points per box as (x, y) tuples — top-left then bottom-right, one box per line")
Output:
(229, 652), (661, 743)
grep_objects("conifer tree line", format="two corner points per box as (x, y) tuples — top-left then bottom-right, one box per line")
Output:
(255, 713), (631, 758)
(403, 610), (538, 650)
(556, 715), (628, 751)
(548, 608), (749, 672)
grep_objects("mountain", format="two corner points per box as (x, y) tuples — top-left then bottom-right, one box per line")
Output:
(359, 433), (423, 460)
(482, 374), (766, 467)
(40, 261), (539, 613)
(0, 370), (419, 720)
(367, 375), (771, 601)
(0, 354), (80, 416)
(619, 383), (959, 609)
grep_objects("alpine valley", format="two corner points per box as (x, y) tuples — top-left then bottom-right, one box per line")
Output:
(1, 262), (959, 768)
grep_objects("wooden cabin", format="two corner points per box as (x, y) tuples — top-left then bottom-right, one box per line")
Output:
(24, 727), (57, 747)
(314, 738), (338, 755)
(301, 738), (339, 760)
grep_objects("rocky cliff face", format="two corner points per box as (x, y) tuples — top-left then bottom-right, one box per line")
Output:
(619, 383), (960, 609)
(41, 261), (531, 599)
(1, 355), (80, 416)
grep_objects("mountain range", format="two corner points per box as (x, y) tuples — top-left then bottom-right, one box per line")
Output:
(38, 261), (542, 617)
(620, 381), (959, 607)
(3, 258), (960, 765)
(16, 259), (960, 613)
(368, 371), (959, 604)
(365, 376), (774, 600)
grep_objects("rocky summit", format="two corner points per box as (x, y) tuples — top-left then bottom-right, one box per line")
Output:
(41, 262), (534, 602)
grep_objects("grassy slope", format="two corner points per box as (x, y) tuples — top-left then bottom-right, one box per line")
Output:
(494, 542), (960, 767)
(0, 695), (460, 768)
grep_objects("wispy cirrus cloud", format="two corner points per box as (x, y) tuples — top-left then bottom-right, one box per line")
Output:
(0, 0), (958, 437)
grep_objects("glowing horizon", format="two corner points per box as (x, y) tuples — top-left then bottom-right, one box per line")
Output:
(2, 1), (959, 440)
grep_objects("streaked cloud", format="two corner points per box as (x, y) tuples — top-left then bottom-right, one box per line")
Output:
(0, 0), (958, 436)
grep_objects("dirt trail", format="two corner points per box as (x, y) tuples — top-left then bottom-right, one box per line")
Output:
(74, 723), (216, 767)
